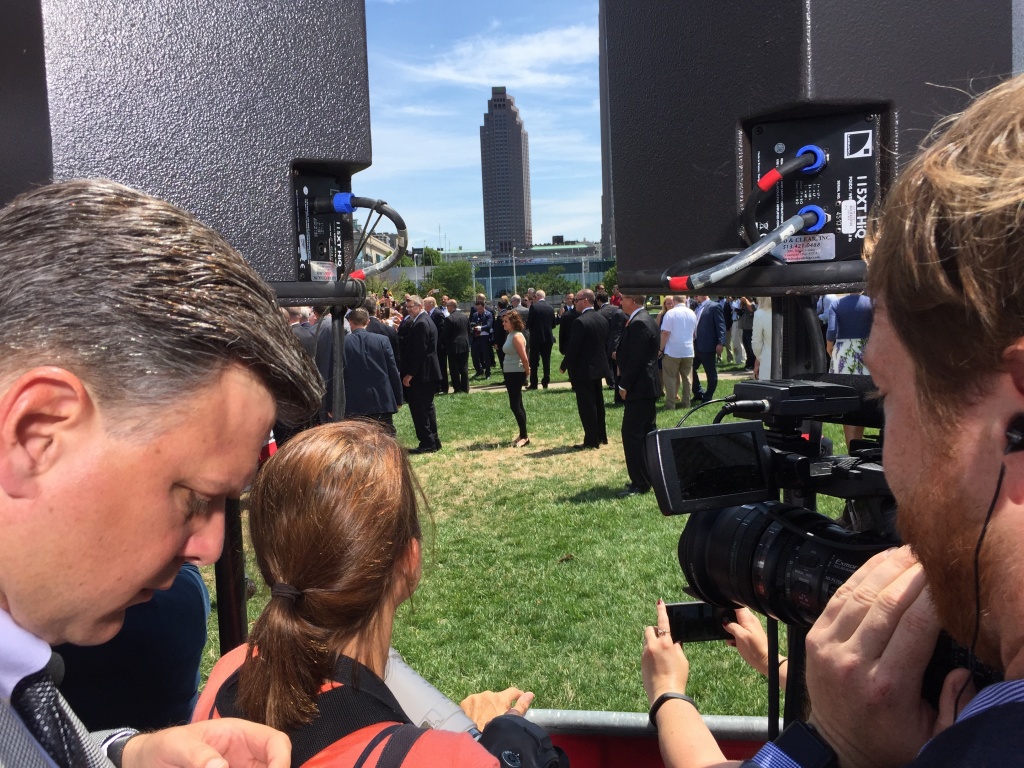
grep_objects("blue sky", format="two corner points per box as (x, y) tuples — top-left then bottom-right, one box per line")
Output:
(356, 0), (601, 253)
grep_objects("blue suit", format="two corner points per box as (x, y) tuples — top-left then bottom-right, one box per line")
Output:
(343, 327), (403, 433)
(692, 300), (726, 402)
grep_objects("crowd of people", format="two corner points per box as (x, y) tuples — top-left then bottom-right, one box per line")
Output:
(277, 286), (872, 503)
(7, 71), (1024, 768)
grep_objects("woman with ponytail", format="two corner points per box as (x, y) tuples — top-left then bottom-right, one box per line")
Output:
(193, 421), (537, 767)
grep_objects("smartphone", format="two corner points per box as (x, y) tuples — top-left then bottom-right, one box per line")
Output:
(665, 601), (736, 643)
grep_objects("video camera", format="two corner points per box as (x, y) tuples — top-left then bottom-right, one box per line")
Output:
(646, 377), (999, 703)
(648, 377), (893, 627)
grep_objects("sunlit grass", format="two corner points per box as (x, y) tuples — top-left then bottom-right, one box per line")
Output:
(202, 373), (856, 716)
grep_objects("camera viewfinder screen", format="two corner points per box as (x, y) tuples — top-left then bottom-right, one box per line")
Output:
(671, 429), (767, 501)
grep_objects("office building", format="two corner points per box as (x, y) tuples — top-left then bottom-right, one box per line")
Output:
(480, 86), (532, 258)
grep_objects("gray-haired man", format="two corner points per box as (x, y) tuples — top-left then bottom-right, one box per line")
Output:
(0, 179), (322, 768)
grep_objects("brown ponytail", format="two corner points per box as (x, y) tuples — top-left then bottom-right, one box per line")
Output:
(235, 420), (423, 731)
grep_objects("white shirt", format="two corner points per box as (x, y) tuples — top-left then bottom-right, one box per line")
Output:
(0, 608), (60, 767)
(661, 305), (697, 357)
(751, 306), (772, 380)
(0, 608), (50, 698)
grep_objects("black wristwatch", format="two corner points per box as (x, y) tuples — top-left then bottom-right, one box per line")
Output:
(771, 722), (837, 768)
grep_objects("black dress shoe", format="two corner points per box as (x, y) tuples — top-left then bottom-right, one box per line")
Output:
(409, 445), (440, 455)
(525, 385), (539, 390)
(572, 443), (599, 451)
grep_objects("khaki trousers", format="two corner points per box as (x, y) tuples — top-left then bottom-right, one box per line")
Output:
(661, 355), (693, 409)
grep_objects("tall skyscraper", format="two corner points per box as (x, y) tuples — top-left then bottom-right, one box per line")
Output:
(480, 86), (532, 258)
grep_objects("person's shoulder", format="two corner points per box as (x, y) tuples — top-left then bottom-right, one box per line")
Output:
(409, 729), (498, 767)
(304, 726), (496, 768)
(193, 644), (248, 722)
(911, 701), (1024, 766)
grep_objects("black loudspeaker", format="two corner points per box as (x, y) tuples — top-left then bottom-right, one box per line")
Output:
(0, 0), (372, 289)
(601, 0), (1015, 296)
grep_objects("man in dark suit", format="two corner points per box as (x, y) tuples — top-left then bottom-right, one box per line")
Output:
(363, 296), (401, 370)
(526, 289), (555, 389)
(560, 289), (610, 449)
(442, 299), (471, 393)
(310, 305), (334, 422)
(491, 297), (510, 370)
(342, 308), (403, 434)
(425, 296), (448, 394)
(275, 306), (320, 445)
(510, 294), (530, 336)
(692, 294), (727, 402)
(400, 294), (443, 453)
(557, 292), (577, 355)
(285, 306), (317, 357)
(468, 299), (494, 378)
(614, 295), (660, 496)
(596, 290), (627, 404)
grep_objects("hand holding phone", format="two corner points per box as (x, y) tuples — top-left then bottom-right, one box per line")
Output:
(665, 601), (736, 643)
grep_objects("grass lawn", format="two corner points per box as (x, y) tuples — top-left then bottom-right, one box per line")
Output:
(202, 366), (852, 717)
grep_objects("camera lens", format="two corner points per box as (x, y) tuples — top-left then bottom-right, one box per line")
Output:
(679, 501), (888, 627)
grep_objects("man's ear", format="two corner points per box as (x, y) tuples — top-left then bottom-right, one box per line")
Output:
(1006, 342), (1024, 401)
(0, 368), (92, 498)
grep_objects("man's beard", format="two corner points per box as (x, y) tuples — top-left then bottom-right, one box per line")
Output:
(897, 461), (1006, 669)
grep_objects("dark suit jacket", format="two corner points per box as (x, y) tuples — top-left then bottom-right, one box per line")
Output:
(429, 307), (446, 352)
(598, 303), (627, 354)
(526, 300), (555, 347)
(442, 309), (470, 354)
(366, 315), (401, 369)
(562, 307), (611, 381)
(290, 322), (317, 358)
(399, 312), (442, 383)
(492, 309), (509, 352)
(695, 301), (727, 353)
(343, 328), (402, 414)
(469, 307), (493, 337)
(310, 314), (334, 418)
(616, 309), (660, 400)
(557, 307), (578, 354)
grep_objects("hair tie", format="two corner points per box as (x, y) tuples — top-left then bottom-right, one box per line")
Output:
(270, 583), (303, 602)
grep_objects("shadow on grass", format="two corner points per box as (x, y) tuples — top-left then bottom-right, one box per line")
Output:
(563, 484), (623, 503)
(462, 441), (503, 452)
(524, 445), (587, 458)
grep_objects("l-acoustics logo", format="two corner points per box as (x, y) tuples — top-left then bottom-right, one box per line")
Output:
(844, 130), (873, 158)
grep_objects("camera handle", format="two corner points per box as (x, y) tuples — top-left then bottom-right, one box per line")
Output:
(767, 617), (781, 739)
(784, 624), (809, 726)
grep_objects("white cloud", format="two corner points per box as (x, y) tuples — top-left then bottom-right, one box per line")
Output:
(396, 104), (460, 117)
(363, 123), (480, 179)
(530, 129), (600, 165)
(532, 189), (602, 243)
(398, 24), (598, 90)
